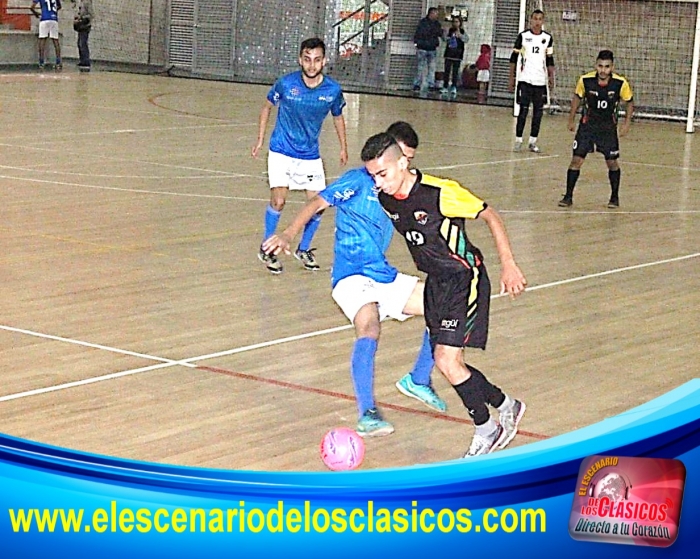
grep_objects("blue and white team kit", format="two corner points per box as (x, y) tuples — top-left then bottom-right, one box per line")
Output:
(33, 0), (60, 39)
(319, 168), (419, 322)
(266, 71), (346, 190)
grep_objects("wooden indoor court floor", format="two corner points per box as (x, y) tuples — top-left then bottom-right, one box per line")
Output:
(0, 70), (698, 471)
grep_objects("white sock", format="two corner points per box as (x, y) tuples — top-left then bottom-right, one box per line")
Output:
(497, 395), (514, 412)
(529, 136), (538, 145)
(475, 417), (498, 436)
(515, 137), (523, 144)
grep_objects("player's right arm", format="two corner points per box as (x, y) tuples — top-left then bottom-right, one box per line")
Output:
(262, 195), (330, 255)
(30, 0), (40, 18)
(251, 100), (274, 158)
(568, 77), (584, 131)
(508, 33), (523, 91)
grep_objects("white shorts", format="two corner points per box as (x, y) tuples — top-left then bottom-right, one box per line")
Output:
(332, 273), (419, 324)
(267, 151), (326, 191)
(477, 69), (490, 83)
(38, 20), (59, 40)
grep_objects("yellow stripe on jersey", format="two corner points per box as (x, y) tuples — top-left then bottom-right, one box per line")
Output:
(421, 174), (486, 219)
(574, 71), (595, 98)
(467, 267), (479, 312)
(440, 219), (461, 255)
(614, 73), (634, 102)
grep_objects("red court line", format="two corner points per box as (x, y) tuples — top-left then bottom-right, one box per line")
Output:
(196, 365), (549, 441)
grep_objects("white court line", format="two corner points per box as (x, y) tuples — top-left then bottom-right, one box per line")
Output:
(0, 324), (197, 367)
(2, 251), (699, 403)
(0, 362), (181, 403)
(500, 209), (700, 215)
(0, 164), (250, 181)
(627, 161), (700, 173)
(2, 122), (257, 142)
(424, 155), (558, 171)
(2, 170), (697, 210)
(0, 174), (268, 199)
(0, 141), (261, 178)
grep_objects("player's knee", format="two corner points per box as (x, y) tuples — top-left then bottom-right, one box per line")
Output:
(270, 197), (286, 211)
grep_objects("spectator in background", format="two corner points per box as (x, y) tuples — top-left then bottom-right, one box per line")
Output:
(475, 44), (491, 103)
(440, 16), (467, 97)
(413, 7), (442, 93)
(72, 0), (93, 71)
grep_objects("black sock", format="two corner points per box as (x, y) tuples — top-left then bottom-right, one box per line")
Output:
(609, 169), (621, 199)
(466, 364), (505, 408)
(566, 169), (580, 198)
(453, 375), (490, 425)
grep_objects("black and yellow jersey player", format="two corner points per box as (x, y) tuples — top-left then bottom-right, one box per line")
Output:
(560, 50), (634, 209)
(361, 132), (528, 458)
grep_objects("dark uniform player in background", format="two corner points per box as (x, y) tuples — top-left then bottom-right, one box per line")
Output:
(361, 133), (527, 457)
(509, 9), (555, 153)
(559, 50), (634, 208)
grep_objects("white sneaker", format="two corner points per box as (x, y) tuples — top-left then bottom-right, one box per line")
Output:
(513, 141), (523, 152)
(463, 424), (506, 457)
(498, 400), (526, 449)
(528, 143), (541, 153)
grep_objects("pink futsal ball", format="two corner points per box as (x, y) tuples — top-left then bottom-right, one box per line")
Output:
(320, 427), (365, 471)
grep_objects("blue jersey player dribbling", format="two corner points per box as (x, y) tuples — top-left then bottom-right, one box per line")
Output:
(252, 38), (348, 275)
(263, 123), (445, 438)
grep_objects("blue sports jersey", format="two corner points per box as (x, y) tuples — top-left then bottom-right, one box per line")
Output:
(319, 168), (398, 288)
(34, 0), (60, 21)
(267, 71), (346, 160)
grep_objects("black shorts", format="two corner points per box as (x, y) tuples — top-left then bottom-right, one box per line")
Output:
(424, 265), (491, 349)
(573, 124), (620, 160)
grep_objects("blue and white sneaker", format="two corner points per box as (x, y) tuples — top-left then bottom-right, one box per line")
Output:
(356, 409), (394, 438)
(395, 374), (447, 412)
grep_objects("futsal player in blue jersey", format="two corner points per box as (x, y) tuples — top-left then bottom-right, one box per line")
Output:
(252, 38), (348, 275)
(262, 123), (444, 437)
(31, 0), (62, 71)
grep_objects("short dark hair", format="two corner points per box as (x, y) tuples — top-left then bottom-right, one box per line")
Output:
(300, 38), (326, 57)
(361, 133), (399, 162)
(531, 9), (544, 16)
(386, 121), (419, 149)
(597, 49), (614, 62)
(427, 7), (438, 16)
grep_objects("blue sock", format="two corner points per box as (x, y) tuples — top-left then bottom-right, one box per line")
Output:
(351, 337), (377, 417)
(298, 213), (322, 252)
(409, 330), (435, 385)
(263, 205), (281, 244)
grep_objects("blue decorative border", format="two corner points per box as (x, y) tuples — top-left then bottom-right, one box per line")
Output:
(2, 380), (698, 558)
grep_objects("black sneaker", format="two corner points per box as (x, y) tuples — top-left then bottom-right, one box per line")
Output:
(558, 196), (573, 207)
(257, 250), (283, 274)
(607, 197), (619, 208)
(294, 248), (320, 271)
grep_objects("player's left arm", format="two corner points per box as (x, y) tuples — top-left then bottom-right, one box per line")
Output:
(619, 79), (634, 137)
(478, 207), (527, 299)
(333, 114), (348, 166)
(546, 36), (555, 89)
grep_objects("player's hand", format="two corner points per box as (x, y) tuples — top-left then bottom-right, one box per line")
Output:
(568, 121), (576, 132)
(262, 233), (292, 256)
(500, 262), (527, 299)
(619, 123), (631, 137)
(339, 148), (348, 166)
(251, 141), (263, 158)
